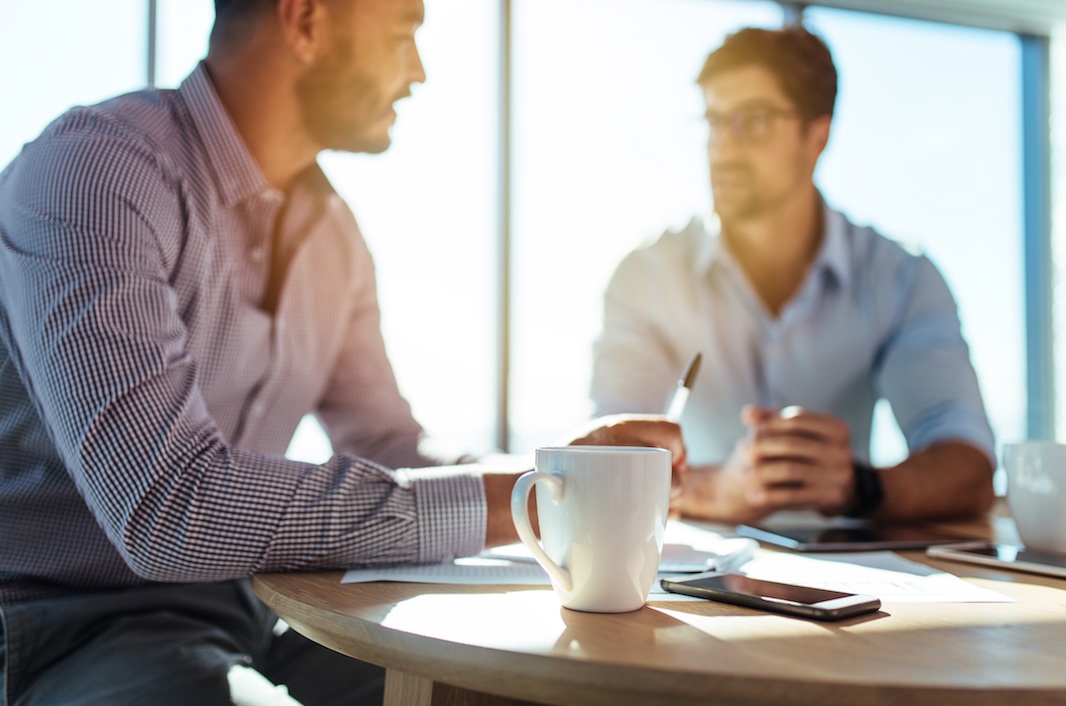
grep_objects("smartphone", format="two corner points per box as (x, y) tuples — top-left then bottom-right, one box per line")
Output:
(660, 572), (881, 621)
(926, 541), (1066, 579)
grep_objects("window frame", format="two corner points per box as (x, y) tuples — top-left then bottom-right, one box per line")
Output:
(134, 0), (1057, 451)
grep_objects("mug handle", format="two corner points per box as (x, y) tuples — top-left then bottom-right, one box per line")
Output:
(511, 471), (571, 592)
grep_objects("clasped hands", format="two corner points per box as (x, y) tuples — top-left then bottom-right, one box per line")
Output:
(680, 405), (858, 524)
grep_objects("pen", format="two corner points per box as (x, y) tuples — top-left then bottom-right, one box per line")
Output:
(665, 352), (702, 422)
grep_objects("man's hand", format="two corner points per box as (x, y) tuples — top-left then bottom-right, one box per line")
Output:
(741, 405), (855, 516)
(564, 414), (689, 512)
(681, 405), (855, 523)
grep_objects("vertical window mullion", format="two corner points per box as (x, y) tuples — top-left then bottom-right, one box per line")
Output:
(147, 0), (157, 88)
(1021, 34), (1055, 439)
(497, 0), (513, 452)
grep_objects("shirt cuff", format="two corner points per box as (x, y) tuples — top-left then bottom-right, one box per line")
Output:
(399, 466), (487, 563)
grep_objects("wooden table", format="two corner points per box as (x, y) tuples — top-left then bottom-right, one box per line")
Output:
(252, 513), (1066, 706)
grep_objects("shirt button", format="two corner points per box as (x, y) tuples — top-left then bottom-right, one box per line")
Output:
(251, 401), (267, 418)
(250, 247), (265, 263)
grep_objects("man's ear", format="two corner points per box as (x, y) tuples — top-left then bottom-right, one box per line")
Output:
(277, 0), (328, 64)
(806, 114), (832, 160)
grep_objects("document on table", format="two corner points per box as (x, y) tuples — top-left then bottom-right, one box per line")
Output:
(340, 522), (1008, 603)
(736, 551), (1012, 603)
(342, 557), (552, 585)
(340, 521), (757, 591)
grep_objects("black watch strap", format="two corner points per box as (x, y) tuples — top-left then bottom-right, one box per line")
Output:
(845, 461), (884, 518)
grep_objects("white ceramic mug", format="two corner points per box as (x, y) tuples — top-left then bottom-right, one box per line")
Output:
(1002, 441), (1066, 552)
(511, 446), (671, 613)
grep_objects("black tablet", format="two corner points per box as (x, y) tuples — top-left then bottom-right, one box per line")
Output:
(736, 522), (968, 552)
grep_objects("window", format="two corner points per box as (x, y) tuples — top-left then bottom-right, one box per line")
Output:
(805, 7), (1026, 466)
(1, 1), (1048, 474)
(508, 0), (783, 452)
(319, 0), (501, 460)
(0, 1), (145, 167)
(155, 0), (214, 88)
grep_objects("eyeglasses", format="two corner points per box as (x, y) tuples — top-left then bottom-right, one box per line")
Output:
(704, 106), (799, 146)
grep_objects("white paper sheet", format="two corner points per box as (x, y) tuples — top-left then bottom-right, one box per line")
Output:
(340, 522), (1005, 604)
(480, 537), (755, 574)
(341, 557), (552, 585)
(341, 521), (757, 599)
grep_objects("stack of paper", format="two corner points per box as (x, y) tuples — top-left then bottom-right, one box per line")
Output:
(341, 521), (757, 586)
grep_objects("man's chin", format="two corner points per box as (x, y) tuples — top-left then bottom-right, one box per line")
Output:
(326, 130), (392, 155)
(357, 134), (392, 155)
(712, 196), (762, 222)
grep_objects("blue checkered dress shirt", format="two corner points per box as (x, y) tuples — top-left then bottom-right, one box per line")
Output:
(0, 63), (485, 604)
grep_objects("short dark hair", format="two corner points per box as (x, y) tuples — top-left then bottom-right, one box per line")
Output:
(697, 26), (838, 122)
(214, 0), (276, 23)
(211, 0), (276, 48)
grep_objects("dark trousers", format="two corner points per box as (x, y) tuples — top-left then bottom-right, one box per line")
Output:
(0, 580), (384, 706)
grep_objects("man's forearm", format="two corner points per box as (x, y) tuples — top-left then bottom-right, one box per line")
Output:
(875, 441), (995, 521)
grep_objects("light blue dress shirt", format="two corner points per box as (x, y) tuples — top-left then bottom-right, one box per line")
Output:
(592, 201), (995, 468)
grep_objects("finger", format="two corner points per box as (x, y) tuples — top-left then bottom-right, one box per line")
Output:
(750, 458), (814, 487)
(752, 460), (852, 492)
(568, 415), (686, 458)
(755, 409), (850, 444)
(671, 466), (688, 495)
(749, 435), (851, 466)
(741, 405), (776, 427)
(747, 482), (851, 512)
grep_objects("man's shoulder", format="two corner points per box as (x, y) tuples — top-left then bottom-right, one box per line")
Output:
(619, 216), (709, 271)
(833, 209), (953, 309)
(836, 210), (930, 274)
(604, 217), (709, 304)
(25, 88), (189, 171)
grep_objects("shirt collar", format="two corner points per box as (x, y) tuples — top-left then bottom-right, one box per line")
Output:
(694, 196), (851, 289)
(179, 62), (276, 208)
(816, 199), (851, 289)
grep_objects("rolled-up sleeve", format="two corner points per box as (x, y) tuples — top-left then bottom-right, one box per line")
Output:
(874, 255), (996, 463)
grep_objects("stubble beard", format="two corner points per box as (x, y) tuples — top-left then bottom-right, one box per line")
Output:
(711, 159), (806, 227)
(296, 38), (393, 155)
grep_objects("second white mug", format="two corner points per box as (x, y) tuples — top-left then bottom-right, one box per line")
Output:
(1003, 440), (1066, 552)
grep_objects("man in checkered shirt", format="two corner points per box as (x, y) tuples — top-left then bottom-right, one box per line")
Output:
(0, 0), (686, 703)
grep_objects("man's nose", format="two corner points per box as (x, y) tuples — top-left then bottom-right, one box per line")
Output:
(709, 130), (742, 159)
(411, 44), (427, 86)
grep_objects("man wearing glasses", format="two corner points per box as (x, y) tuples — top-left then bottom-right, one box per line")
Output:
(592, 26), (995, 525)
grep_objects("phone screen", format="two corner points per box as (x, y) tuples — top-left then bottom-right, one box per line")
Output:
(679, 574), (851, 605)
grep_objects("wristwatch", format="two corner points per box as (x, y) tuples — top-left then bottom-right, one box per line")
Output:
(845, 461), (884, 518)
